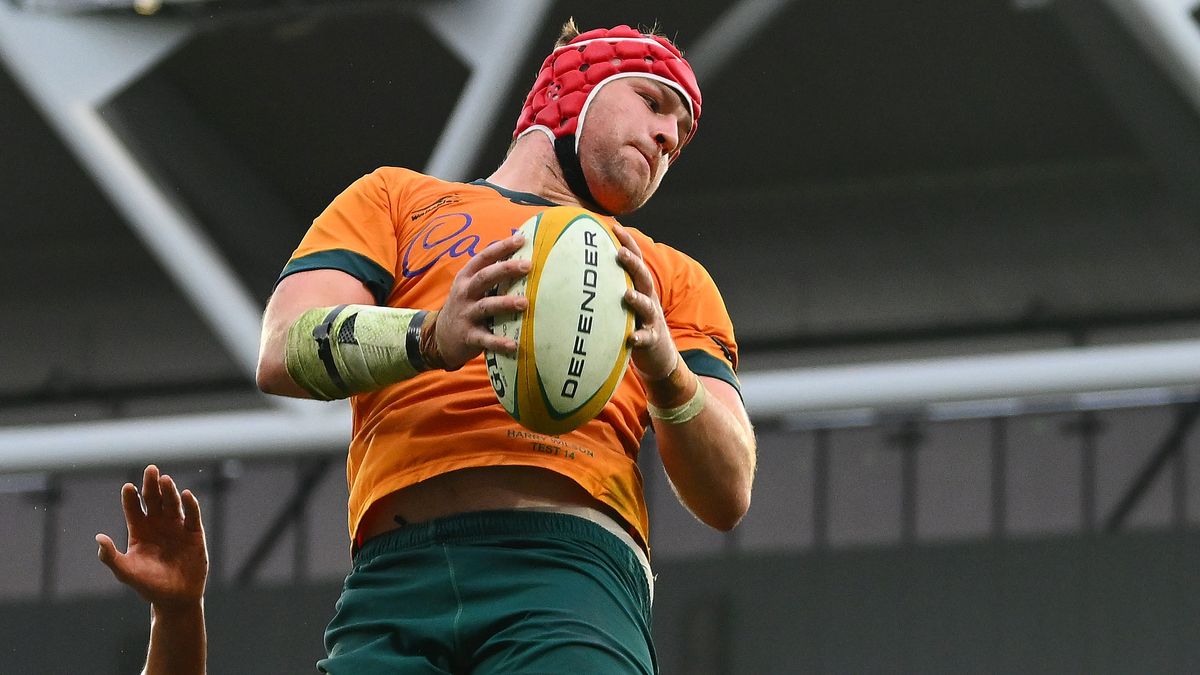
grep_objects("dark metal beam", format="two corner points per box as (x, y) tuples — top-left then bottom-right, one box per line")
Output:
(234, 456), (332, 586)
(812, 428), (830, 550)
(680, 593), (733, 675)
(33, 475), (60, 600)
(889, 419), (923, 545)
(990, 417), (1008, 539)
(1104, 402), (1200, 532)
(1172, 416), (1188, 529)
(206, 460), (229, 591)
(1064, 411), (1104, 533)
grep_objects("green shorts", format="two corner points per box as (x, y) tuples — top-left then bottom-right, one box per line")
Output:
(318, 509), (656, 674)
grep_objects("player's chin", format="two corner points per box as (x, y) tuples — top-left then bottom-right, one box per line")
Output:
(597, 179), (655, 215)
(598, 192), (649, 216)
(588, 189), (630, 215)
(625, 183), (658, 213)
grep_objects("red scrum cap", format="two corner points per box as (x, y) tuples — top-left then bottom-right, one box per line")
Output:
(514, 24), (703, 162)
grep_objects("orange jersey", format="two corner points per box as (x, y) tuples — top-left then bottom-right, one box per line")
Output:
(279, 167), (740, 550)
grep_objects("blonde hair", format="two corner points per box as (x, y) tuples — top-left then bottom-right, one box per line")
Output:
(554, 17), (670, 49)
(555, 17), (581, 48)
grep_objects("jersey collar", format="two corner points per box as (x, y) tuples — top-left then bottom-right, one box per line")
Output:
(470, 179), (559, 207)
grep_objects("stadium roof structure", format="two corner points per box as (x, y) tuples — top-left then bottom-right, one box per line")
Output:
(2, 0), (1200, 469)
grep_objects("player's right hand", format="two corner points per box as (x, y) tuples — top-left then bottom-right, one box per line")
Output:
(433, 233), (531, 370)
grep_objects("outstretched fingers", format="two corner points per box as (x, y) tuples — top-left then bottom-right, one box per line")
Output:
(120, 482), (144, 531)
(141, 464), (162, 516)
(94, 532), (132, 587)
(160, 474), (183, 521)
(95, 533), (120, 567)
(181, 489), (204, 534)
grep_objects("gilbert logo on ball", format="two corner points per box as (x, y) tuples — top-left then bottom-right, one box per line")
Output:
(486, 206), (634, 436)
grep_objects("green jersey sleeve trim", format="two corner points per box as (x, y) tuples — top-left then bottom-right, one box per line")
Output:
(470, 179), (560, 206)
(681, 348), (741, 399)
(277, 249), (395, 305)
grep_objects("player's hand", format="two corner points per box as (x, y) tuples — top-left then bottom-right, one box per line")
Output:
(433, 232), (531, 370)
(96, 465), (208, 609)
(613, 223), (678, 381)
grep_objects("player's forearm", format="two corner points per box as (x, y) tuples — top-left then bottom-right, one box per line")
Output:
(258, 302), (444, 400)
(257, 321), (317, 399)
(257, 296), (319, 399)
(650, 368), (756, 531)
(258, 269), (392, 399)
(143, 600), (206, 675)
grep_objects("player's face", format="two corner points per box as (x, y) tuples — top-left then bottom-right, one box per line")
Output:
(577, 77), (693, 215)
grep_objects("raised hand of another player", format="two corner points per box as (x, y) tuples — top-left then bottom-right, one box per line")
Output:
(96, 465), (208, 609)
(612, 223), (678, 381)
(433, 232), (531, 370)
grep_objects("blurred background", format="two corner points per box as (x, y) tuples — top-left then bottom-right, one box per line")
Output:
(3, 0), (1200, 672)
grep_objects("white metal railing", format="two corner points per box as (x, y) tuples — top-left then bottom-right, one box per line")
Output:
(745, 338), (1200, 420)
(4, 338), (1200, 471)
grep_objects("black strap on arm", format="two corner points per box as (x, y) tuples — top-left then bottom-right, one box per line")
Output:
(312, 304), (350, 395)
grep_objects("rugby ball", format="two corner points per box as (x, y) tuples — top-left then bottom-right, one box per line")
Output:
(485, 207), (634, 436)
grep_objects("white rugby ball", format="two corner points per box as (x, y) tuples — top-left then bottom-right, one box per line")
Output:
(485, 206), (634, 436)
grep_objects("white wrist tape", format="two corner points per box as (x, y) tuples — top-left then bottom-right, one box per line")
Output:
(647, 376), (707, 425)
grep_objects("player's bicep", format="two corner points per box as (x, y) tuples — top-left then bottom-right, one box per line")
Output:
(270, 268), (377, 317)
(700, 375), (752, 435)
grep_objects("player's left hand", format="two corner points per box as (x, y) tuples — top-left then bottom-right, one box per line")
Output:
(613, 223), (678, 381)
(96, 465), (208, 609)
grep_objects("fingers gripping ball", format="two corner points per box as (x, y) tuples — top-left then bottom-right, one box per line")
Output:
(486, 207), (634, 435)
